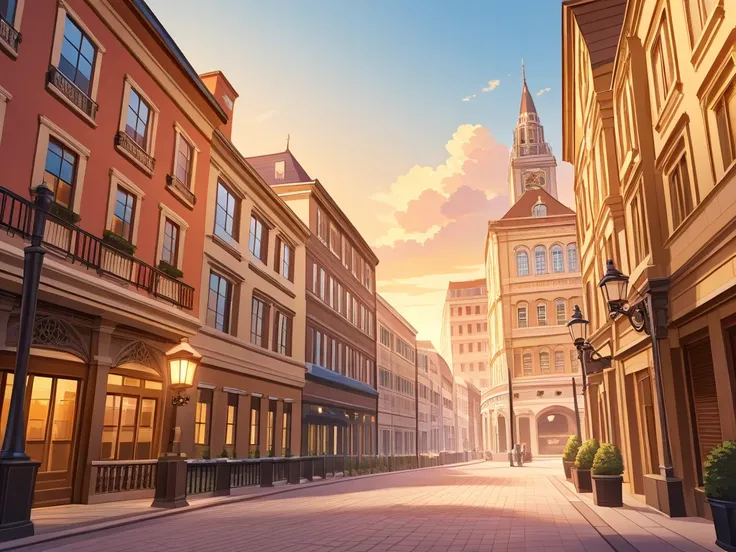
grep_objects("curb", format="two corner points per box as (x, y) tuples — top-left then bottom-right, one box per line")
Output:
(2, 459), (485, 550)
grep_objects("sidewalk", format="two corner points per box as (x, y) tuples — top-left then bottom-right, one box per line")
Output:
(550, 475), (719, 552)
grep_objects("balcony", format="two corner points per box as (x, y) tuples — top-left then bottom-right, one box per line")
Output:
(0, 186), (194, 310)
(0, 14), (21, 56)
(115, 131), (156, 174)
(166, 174), (196, 208)
(46, 66), (98, 121)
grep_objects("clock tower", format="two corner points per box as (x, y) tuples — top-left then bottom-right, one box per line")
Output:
(507, 62), (558, 205)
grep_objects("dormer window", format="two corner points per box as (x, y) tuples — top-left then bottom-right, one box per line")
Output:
(275, 160), (285, 181)
(532, 197), (547, 217)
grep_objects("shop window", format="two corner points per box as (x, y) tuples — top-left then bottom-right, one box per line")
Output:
(249, 395), (261, 456)
(225, 393), (238, 449)
(266, 400), (277, 455)
(282, 402), (292, 456)
(193, 388), (212, 447)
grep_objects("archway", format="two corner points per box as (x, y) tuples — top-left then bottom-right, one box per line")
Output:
(497, 414), (507, 453)
(536, 411), (570, 454)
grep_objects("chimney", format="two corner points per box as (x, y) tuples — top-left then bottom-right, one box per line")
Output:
(199, 71), (239, 140)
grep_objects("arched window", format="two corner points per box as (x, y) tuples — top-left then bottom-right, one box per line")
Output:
(516, 250), (529, 276)
(552, 245), (564, 272)
(534, 246), (547, 274)
(517, 304), (528, 328)
(555, 351), (565, 372)
(568, 243), (578, 272)
(555, 299), (566, 325)
(532, 203), (547, 217)
(537, 302), (547, 326)
(540, 351), (550, 374)
(523, 353), (532, 375)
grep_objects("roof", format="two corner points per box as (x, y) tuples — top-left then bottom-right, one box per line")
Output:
(245, 150), (312, 186)
(305, 363), (378, 397)
(448, 278), (486, 290)
(417, 340), (436, 350)
(519, 80), (538, 116)
(571, 0), (626, 68)
(501, 188), (574, 220)
(131, 0), (228, 124)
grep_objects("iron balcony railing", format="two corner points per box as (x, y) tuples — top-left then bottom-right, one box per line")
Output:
(0, 13), (21, 53)
(46, 66), (98, 120)
(166, 174), (196, 205)
(0, 186), (195, 309)
(115, 131), (156, 172)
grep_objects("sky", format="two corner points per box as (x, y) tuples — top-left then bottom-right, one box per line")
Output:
(147, 0), (575, 348)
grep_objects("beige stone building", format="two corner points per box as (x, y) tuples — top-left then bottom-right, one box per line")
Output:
(562, 0), (736, 519)
(481, 72), (585, 457)
(377, 295), (418, 456)
(418, 341), (456, 452)
(417, 341), (443, 454)
(440, 279), (490, 390)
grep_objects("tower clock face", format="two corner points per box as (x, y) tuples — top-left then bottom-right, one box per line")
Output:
(523, 169), (546, 190)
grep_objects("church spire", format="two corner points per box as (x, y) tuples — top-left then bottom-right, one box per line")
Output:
(519, 60), (538, 117)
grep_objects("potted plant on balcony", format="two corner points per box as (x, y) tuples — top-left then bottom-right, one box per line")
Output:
(102, 230), (136, 255)
(704, 440), (736, 551)
(563, 435), (581, 480)
(158, 260), (183, 279)
(591, 443), (624, 507)
(49, 202), (81, 224)
(573, 438), (599, 493)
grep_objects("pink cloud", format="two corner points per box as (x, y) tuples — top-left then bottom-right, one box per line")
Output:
(394, 189), (448, 233)
(441, 186), (509, 219)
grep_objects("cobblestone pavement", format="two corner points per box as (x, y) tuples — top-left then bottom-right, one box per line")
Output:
(18, 460), (717, 552)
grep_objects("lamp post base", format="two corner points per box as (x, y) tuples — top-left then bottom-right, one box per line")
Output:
(0, 459), (40, 542)
(643, 474), (686, 517)
(151, 455), (188, 509)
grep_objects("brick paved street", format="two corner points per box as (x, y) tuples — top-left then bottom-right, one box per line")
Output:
(16, 460), (718, 552)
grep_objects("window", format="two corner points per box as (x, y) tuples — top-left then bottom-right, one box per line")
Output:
(523, 353), (532, 376)
(161, 218), (179, 266)
(101, 393), (155, 460)
(465, 306), (471, 315)
(556, 299), (566, 326)
(537, 303), (546, 326)
(174, 137), (193, 188)
(250, 296), (268, 348)
(214, 181), (238, 243)
(552, 246), (564, 273)
(476, 323), (481, 332)
(319, 268), (326, 301)
(43, 138), (77, 209)
(458, 325), (463, 335)
(567, 244), (578, 272)
(59, 16), (96, 96)
(540, 351), (550, 374)
(207, 272), (232, 333)
(346, 291), (352, 321)
(316, 207), (327, 243)
(534, 246), (547, 274)
(282, 402), (292, 456)
(517, 305), (528, 328)
(467, 324), (472, 333)
(342, 239), (351, 269)
(380, 326), (391, 348)
(714, 84), (736, 170)
(336, 283), (343, 314)
(274, 160), (285, 181)
(329, 224), (340, 256)
(274, 311), (292, 356)
(1, 0), (17, 24)
(468, 343), (474, 353)
(266, 400), (277, 455)
(111, 188), (136, 242)
(515, 249), (530, 276)
(125, 89), (150, 150)
(328, 276), (335, 308)
(668, 154), (695, 230)
(194, 388), (213, 446)
(532, 202), (547, 217)
(248, 214), (268, 263)
(249, 396), (260, 454)
(555, 351), (565, 373)
(651, 17), (674, 112)
(225, 393), (238, 447)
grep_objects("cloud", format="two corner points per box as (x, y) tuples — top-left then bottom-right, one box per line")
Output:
(254, 109), (276, 122)
(461, 94), (476, 102)
(394, 189), (448, 234)
(482, 79), (501, 92)
(536, 88), (551, 97)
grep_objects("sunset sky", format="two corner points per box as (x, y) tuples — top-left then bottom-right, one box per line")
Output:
(148, 0), (575, 348)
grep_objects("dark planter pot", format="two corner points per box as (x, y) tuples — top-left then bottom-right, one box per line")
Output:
(572, 468), (592, 493)
(708, 498), (736, 551)
(563, 459), (575, 480)
(592, 474), (623, 507)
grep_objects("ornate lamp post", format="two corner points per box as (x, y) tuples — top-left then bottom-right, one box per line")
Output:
(566, 305), (589, 442)
(598, 259), (685, 516)
(151, 338), (200, 509)
(0, 184), (53, 542)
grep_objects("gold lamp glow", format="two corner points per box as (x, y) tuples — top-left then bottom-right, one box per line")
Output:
(166, 338), (201, 393)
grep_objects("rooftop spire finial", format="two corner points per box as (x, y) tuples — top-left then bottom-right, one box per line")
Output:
(522, 59), (526, 85)
(286, 134), (290, 151)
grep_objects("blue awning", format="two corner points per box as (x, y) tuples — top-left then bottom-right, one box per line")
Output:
(305, 363), (378, 397)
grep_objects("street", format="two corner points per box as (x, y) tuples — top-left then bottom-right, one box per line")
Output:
(18, 460), (718, 552)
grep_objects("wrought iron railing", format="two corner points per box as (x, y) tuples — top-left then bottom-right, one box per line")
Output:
(92, 460), (157, 495)
(0, 13), (21, 53)
(115, 131), (155, 172)
(166, 174), (196, 205)
(0, 186), (195, 309)
(47, 66), (97, 120)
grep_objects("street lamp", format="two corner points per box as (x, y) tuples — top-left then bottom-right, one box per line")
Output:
(151, 338), (200, 510)
(0, 184), (53, 542)
(566, 305), (591, 443)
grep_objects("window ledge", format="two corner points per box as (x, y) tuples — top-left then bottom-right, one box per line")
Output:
(46, 81), (97, 128)
(165, 175), (196, 210)
(210, 232), (242, 261)
(690, 2), (725, 70)
(0, 25), (19, 60)
(654, 81), (683, 135)
(114, 134), (155, 176)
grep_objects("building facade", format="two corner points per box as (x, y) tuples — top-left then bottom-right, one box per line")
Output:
(441, 280), (490, 390)
(562, 0), (736, 518)
(417, 341), (455, 452)
(416, 345), (434, 454)
(376, 295), (417, 456)
(481, 71), (585, 457)
(247, 150), (380, 457)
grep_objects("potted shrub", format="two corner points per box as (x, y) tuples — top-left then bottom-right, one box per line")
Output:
(591, 443), (624, 507)
(102, 230), (136, 255)
(563, 435), (581, 480)
(704, 440), (736, 551)
(573, 438), (599, 493)
(158, 260), (183, 279)
(49, 202), (81, 224)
